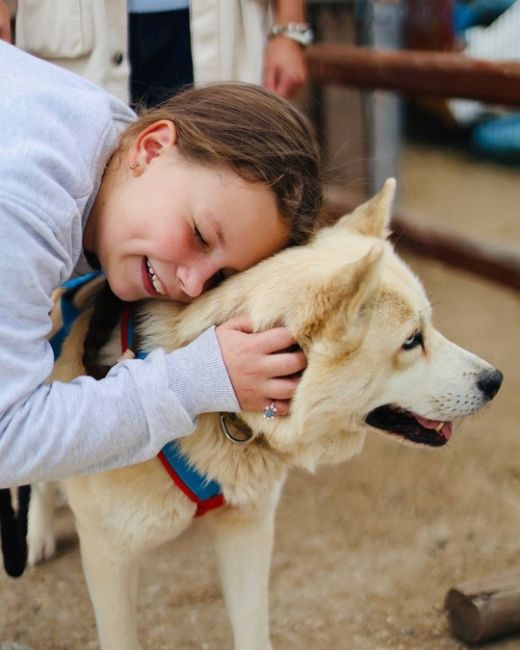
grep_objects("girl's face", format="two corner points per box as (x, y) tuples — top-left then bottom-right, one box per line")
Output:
(85, 121), (289, 303)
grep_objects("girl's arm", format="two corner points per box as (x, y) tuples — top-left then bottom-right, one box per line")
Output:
(0, 200), (238, 488)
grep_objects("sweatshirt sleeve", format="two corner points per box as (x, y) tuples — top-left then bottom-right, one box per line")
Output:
(0, 199), (239, 488)
(164, 326), (240, 417)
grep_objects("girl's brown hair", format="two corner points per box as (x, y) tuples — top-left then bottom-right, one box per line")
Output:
(119, 82), (322, 246)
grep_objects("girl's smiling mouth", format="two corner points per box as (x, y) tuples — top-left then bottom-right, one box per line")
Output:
(143, 257), (166, 296)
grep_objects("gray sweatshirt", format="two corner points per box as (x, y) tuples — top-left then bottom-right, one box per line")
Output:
(0, 41), (239, 488)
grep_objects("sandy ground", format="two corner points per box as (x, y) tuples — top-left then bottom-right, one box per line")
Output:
(2, 144), (520, 649)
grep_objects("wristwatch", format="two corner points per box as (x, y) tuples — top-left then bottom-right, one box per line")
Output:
(269, 22), (314, 47)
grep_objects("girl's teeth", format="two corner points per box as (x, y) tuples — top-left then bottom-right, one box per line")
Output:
(151, 276), (165, 295)
(146, 259), (166, 295)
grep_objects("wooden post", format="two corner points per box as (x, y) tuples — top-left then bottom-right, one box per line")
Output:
(445, 570), (520, 644)
(404, 0), (455, 52)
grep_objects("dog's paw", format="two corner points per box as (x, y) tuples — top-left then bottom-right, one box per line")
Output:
(27, 482), (58, 565)
(27, 526), (56, 565)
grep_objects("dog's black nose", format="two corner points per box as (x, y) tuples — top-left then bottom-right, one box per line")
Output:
(477, 368), (503, 401)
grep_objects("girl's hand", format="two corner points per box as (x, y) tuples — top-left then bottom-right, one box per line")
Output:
(216, 316), (306, 416)
(263, 37), (308, 99)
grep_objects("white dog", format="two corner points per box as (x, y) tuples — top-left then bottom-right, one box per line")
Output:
(28, 180), (502, 649)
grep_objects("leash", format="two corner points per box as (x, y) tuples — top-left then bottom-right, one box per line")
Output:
(120, 304), (225, 517)
(0, 271), (103, 579)
(0, 486), (30, 577)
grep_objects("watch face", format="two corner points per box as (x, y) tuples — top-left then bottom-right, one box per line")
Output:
(271, 24), (314, 47)
(299, 30), (314, 46)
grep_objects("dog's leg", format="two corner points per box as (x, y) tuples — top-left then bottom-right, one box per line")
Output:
(27, 481), (58, 564)
(210, 505), (276, 650)
(77, 527), (142, 650)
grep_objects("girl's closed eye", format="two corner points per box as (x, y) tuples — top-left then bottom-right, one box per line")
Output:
(193, 224), (210, 250)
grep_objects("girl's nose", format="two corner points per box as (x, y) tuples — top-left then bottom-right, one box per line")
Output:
(176, 266), (208, 298)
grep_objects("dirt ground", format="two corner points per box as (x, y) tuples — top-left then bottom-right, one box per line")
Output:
(2, 143), (520, 649)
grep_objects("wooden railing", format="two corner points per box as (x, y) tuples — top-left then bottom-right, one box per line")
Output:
(307, 44), (520, 105)
(307, 44), (520, 290)
(323, 188), (520, 292)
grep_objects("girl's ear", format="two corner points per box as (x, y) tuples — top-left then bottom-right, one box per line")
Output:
(128, 120), (178, 174)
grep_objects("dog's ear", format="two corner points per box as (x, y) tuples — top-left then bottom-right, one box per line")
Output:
(296, 244), (384, 344)
(343, 243), (384, 324)
(326, 243), (384, 345)
(276, 245), (384, 454)
(335, 177), (395, 240)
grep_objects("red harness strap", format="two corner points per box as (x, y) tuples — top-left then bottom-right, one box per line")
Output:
(120, 304), (225, 517)
(156, 452), (225, 517)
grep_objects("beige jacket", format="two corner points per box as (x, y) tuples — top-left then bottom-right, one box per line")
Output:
(15, 0), (272, 103)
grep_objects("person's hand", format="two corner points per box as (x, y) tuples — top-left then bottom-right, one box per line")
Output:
(263, 36), (308, 99)
(0, 0), (12, 43)
(216, 316), (306, 416)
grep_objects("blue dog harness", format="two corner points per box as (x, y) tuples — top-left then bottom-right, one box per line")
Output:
(120, 304), (225, 517)
(51, 275), (225, 517)
(50, 272), (103, 359)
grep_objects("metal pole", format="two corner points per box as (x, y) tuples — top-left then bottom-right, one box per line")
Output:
(357, 0), (404, 195)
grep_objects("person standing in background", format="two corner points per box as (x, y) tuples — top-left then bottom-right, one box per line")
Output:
(0, 0), (11, 42)
(0, 0), (313, 105)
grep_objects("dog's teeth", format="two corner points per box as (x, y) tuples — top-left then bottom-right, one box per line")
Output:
(435, 422), (445, 432)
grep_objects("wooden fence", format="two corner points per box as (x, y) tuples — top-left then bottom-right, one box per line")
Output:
(306, 44), (520, 290)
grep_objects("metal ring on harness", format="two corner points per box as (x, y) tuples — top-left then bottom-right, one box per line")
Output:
(219, 413), (255, 445)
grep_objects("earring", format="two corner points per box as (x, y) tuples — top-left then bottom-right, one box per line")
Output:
(129, 161), (139, 170)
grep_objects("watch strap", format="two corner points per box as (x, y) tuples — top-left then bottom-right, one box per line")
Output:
(269, 22), (314, 47)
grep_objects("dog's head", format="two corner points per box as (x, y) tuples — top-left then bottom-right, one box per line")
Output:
(147, 179), (502, 471)
(206, 179), (502, 470)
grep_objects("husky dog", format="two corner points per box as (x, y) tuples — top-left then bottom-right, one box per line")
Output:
(28, 180), (502, 650)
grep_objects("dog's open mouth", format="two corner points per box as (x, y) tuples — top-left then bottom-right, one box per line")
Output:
(365, 405), (453, 447)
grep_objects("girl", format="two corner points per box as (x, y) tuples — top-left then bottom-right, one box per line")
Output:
(0, 40), (322, 488)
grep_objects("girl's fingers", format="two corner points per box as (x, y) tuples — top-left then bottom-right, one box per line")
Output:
(216, 318), (305, 415)
(263, 351), (307, 378)
(222, 316), (254, 334)
(265, 377), (300, 402)
(266, 399), (290, 418)
(219, 318), (297, 355)
(252, 327), (298, 354)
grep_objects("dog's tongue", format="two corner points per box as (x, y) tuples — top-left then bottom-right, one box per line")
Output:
(416, 416), (453, 441)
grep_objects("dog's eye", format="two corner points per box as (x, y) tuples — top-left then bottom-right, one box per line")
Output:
(402, 332), (423, 351)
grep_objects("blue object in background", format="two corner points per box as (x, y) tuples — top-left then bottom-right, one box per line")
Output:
(471, 114), (520, 164)
(454, 0), (517, 33)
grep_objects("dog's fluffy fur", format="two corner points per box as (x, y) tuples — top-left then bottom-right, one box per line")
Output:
(28, 180), (502, 650)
